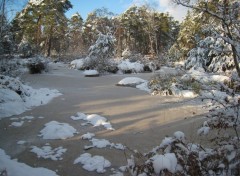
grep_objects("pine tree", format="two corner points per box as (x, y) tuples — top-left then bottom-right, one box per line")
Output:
(67, 12), (84, 56)
(13, 0), (72, 56)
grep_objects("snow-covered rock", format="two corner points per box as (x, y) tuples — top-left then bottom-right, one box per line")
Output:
(83, 70), (99, 77)
(117, 77), (146, 87)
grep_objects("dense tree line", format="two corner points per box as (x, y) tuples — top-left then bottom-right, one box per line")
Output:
(1, 0), (239, 76)
(1, 0), (179, 59)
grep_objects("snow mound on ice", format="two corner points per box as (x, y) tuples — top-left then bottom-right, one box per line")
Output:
(74, 153), (111, 173)
(39, 121), (77, 139)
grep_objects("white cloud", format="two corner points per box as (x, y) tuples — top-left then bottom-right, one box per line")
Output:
(125, 0), (188, 21)
(159, 0), (188, 21)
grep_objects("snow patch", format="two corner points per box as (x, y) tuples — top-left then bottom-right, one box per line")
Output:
(31, 144), (67, 161)
(71, 113), (114, 130)
(10, 121), (24, 127)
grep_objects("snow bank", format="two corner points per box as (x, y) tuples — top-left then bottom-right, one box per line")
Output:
(0, 75), (61, 119)
(74, 153), (111, 173)
(31, 144), (67, 161)
(39, 121), (77, 140)
(0, 148), (58, 176)
(71, 113), (114, 130)
(118, 59), (144, 73)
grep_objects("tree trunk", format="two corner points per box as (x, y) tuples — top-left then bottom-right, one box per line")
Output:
(47, 26), (53, 57)
(231, 45), (240, 77)
(0, 0), (6, 39)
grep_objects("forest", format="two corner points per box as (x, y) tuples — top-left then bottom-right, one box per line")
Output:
(0, 0), (240, 176)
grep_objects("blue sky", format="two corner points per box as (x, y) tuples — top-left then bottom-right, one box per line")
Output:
(65, 0), (188, 21)
(66, 0), (131, 19)
(8, 0), (187, 22)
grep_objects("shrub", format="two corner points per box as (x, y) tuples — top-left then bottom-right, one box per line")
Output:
(148, 74), (176, 95)
(27, 58), (48, 74)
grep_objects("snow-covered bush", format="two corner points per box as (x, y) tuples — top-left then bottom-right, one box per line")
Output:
(185, 37), (234, 72)
(148, 67), (200, 97)
(148, 74), (176, 96)
(126, 73), (240, 176)
(83, 33), (115, 73)
(27, 57), (48, 74)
